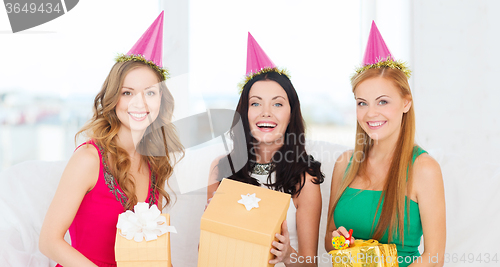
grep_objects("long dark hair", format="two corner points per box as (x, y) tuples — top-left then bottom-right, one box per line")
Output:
(217, 71), (324, 196)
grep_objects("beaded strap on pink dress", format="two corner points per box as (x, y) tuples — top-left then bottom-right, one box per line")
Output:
(56, 140), (157, 267)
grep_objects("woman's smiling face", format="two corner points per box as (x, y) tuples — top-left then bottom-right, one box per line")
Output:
(116, 66), (161, 132)
(247, 80), (291, 146)
(355, 76), (411, 143)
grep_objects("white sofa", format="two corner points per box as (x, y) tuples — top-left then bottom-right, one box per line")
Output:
(1, 141), (499, 266)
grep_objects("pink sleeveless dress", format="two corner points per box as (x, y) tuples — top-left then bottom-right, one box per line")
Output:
(56, 140), (158, 267)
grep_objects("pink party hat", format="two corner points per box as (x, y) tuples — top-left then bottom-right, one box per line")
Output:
(127, 11), (164, 67)
(239, 33), (289, 92)
(354, 21), (411, 78)
(246, 32), (276, 75)
(362, 21), (393, 66)
(116, 11), (168, 80)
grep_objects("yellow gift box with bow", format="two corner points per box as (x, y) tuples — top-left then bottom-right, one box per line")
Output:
(115, 214), (172, 267)
(198, 178), (291, 267)
(115, 203), (177, 267)
(328, 239), (399, 267)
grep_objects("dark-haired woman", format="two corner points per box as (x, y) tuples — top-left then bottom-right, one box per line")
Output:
(207, 69), (324, 267)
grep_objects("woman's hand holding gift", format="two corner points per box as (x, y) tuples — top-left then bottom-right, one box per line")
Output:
(269, 220), (296, 265)
(205, 191), (216, 211)
(331, 226), (354, 249)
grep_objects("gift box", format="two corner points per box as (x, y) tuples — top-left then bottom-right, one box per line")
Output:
(328, 239), (398, 267)
(115, 203), (176, 267)
(198, 178), (291, 267)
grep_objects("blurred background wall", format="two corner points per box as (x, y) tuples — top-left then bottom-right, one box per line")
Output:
(1, 0), (498, 168)
(412, 0), (500, 165)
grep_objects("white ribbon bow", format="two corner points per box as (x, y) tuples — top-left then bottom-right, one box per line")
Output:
(238, 193), (261, 211)
(116, 202), (177, 242)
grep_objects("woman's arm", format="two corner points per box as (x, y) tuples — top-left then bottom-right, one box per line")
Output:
(408, 154), (446, 267)
(206, 157), (223, 206)
(39, 145), (100, 267)
(325, 150), (353, 252)
(269, 173), (322, 266)
(294, 172), (323, 265)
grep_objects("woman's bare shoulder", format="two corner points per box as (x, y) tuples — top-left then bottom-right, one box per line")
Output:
(210, 154), (227, 168)
(208, 154), (228, 184)
(413, 153), (442, 180)
(70, 143), (100, 169)
(412, 153), (443, 195)
(62, 143), (101, 190)
(332, 150), (354, 178)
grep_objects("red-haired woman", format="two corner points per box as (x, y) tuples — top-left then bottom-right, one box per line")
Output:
(325, 22), (446, 267)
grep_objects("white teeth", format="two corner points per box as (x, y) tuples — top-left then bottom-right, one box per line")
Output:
(257, 123), (277, 128)
(129, 113), (147, 118)
(368, 121), (384, 127)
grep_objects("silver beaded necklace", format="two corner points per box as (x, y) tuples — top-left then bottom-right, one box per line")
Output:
(250, 162), (274, 175)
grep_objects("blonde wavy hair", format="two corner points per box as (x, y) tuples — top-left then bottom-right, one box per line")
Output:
(76, 60), (184, 210)
(328, 67), (415, 243)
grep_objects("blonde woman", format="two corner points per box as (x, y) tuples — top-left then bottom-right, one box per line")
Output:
(325, 22), (446, 267)
(39, 12), (183, 267)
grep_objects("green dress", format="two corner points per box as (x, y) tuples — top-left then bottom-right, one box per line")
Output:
(333, 146), (427, 267)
